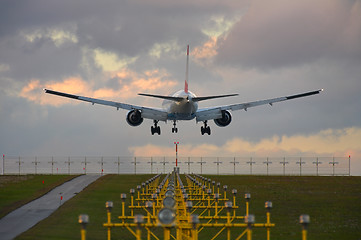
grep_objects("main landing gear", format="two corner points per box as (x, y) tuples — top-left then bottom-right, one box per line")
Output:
(201, 121), (211, 135)
(151, 120), (161, 135)
(172, 120), (178, 133)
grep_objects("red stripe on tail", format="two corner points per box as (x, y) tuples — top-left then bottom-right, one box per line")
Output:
(185, 45), (189, 93)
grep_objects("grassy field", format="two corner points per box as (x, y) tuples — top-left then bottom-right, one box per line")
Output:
(12, 175), (361, 240)
(0, 175), (78, 219)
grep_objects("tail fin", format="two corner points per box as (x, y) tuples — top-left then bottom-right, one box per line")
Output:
(184, 45), (189, 93)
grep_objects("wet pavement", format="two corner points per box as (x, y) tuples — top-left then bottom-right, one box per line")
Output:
(0, 174), (101, 240)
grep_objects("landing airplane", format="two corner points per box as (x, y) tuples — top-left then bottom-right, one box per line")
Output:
(44, 45), (322, 135)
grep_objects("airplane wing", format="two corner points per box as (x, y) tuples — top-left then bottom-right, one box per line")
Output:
(196, 89), (323, 122)
(44, 89), (168, 121)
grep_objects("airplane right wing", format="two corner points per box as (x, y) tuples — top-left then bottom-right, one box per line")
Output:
(196, 89), (323, 122)
(44, 89), (168, 121)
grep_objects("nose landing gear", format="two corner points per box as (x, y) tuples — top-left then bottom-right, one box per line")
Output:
(172, 120), (178, 133)
(201, 121), (211, 135)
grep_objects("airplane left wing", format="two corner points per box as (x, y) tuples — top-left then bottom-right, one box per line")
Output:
(196, 89), (323, 122)
(44, 89), (168, 121)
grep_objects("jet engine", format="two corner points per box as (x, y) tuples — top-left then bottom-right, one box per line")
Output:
(214, 110), (232, 127)
(126, 110), (143, 126)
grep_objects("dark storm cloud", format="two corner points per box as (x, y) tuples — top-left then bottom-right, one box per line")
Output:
(0, 0), (233, 54)
(211, 0), (361, 143)
(74, 1), (230, 56)
(0, 0), (238, 83)
(216, 0), (361, 69)
(0, 35), (82, 81)
(0, 0), (120, 37)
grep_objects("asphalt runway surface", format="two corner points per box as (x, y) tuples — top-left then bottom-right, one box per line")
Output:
(0, 174), (101, 240)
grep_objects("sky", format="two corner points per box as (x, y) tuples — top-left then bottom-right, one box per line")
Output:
(1, 0), (360, 175)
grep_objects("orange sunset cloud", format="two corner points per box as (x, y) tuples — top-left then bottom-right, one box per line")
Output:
(20, 68), (177, 106)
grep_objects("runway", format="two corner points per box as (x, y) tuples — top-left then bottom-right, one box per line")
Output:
(0, 174), (101, 240)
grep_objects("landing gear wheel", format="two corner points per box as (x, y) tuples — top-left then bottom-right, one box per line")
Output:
(206, 126), (211, 135)
(157, 126), (161, 135)
(151, 121), (161, 135)
(201, 121), (211, 135)
(172, 121), (178, 134)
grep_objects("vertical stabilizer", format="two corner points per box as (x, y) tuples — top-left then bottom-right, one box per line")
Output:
(184, 45), (189, 93)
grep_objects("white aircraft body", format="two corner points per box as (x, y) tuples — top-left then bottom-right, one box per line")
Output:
(44, 45), (323, 135)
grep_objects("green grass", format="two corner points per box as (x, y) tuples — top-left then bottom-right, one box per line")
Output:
(205, 175), (361, 240)
(14, 175), (361, 240)
(0, 175), (78, 219)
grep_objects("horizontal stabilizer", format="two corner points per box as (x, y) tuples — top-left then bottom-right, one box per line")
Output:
(138, 93), (184, 102)
(193, 94), (239, 102)
(139, 93), (239, 102)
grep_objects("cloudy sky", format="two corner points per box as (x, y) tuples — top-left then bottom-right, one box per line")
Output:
(1, 0), (360, 174)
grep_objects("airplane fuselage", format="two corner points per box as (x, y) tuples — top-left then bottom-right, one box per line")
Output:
(162, 90), (198, 120)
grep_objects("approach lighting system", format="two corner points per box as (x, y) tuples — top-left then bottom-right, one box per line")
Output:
(158, 208), (176, 225)
(120, 193), (127, 201)
(245, 214), (255, 225)
(232, 189), (238, 195)
(186, 201), (193, 212)
(214, 193), (220, 202)
(106, 201), (113, 212)
(190, 214), (200, 228)
(225, 201), (233, 212)
(145, 201), (153, 211)
(163, 196), (176, 208)
(78, 214), (89, 240)
(78, 214), (89, 225)
(265, 201), (273, 210)
(300, 214), (310, 226)
(165, 190), (174, 197)
(134, 214), (144, 224)
(98, 171), (308, 239)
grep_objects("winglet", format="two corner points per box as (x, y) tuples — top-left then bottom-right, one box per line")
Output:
(184, 45), (189, 93)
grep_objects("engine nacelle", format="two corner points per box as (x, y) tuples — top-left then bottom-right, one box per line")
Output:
(214, 110), (232, 127)
(126, 110), (143, 126)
